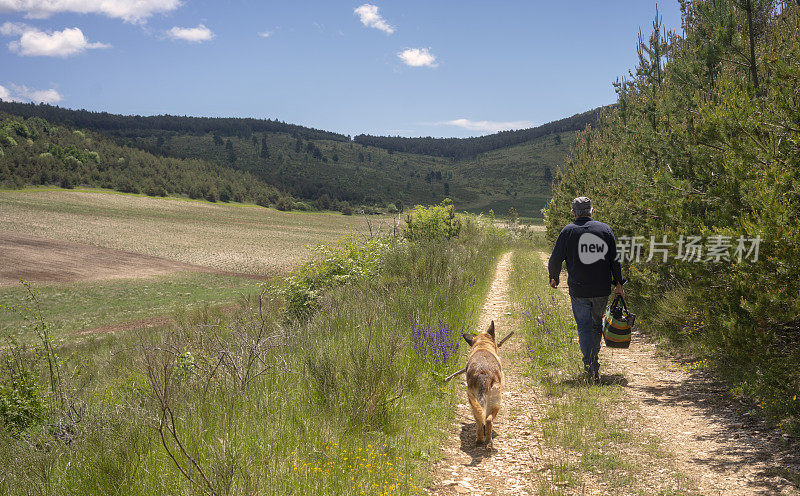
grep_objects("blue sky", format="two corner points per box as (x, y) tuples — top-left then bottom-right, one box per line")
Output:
(0, 1), (683, 138)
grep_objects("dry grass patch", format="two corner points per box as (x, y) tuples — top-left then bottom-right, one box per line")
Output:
(0, 189), (395, 275)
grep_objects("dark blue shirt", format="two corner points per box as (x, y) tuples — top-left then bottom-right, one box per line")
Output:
(548, 217), (624, 298)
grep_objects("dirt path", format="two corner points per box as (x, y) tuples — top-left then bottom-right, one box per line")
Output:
(537, 251), (799, 495)
(428, 251), (544, 495)
(605, 335), (799, 495)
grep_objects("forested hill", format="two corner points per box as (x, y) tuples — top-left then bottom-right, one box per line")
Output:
(353, 107), (605, 158)
(0, 101), (600, 217)
(0, 101), (349, 142)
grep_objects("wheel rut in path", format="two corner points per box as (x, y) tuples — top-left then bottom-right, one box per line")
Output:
(427, 251), (542, 496)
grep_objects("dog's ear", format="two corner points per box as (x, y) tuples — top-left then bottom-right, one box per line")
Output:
(487, 320), (495, 339)
(462, 333), (474, 346)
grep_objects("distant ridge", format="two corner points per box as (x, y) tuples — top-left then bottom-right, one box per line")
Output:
(1, 99), (601, 217)
(353, 107), (608, 158)
(0, 101), (350, 142)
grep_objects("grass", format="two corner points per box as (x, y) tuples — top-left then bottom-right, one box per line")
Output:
(0, 189), (392, 275)
(508, 247), (696, 495)
(0, 272), (260, 341)
(0, 216), (507, 495)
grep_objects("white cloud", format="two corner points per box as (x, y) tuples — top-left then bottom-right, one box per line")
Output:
(16, 85), (62, 103)
(439, 118), (534, 133)
(354, 4), (393, 34)
(167, 24), (214, 42)
(2, 24), (109, 57)
(0, 83), (62, 103)
(0, 84), (15, 101)
(0, 0), (182, 23)
(397, 47), (437, 67)
(0, 21), (26, 36)
(258, 30), (272, 38)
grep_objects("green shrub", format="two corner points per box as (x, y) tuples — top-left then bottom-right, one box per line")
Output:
(403, 199), (461, 241)
(0, 348), (48, 433)
(0, 129), (16, 148)
(275, 196), (294, 211)
(281, 235), (394, 319)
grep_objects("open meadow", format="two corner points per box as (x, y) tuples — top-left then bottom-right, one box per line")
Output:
(0, 200), (509, 495)
(0, 189), (393, 276)
(0, 189), (394, 340)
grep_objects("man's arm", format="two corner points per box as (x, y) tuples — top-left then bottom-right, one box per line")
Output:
(607, 228), (626, 296)
(548, 229), (568, 287)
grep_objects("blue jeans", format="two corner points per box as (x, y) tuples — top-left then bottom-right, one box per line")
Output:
(570, 295), (609, 374)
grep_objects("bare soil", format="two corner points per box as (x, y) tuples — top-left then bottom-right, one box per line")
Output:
(0, 230), (199, 286)
(606, 336), (800, 495)
(0, 230), (268, 287)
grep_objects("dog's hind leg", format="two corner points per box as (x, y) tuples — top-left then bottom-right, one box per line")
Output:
(485, 385), (502, 449)
(468, 393), (485, 444)
(485, 405), (500, 448)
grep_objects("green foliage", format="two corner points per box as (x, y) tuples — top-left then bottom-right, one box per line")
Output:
(353, 108), (602, 159)
(0, 219), (506, 495)
(0, 113), (288, 207)
(0, 128), (16, 148)
(0, 345), (48, 433)
(0, 101), (583, 217)
(282, 235), (392, 319)
(403, 199), (461, 241)
(546, 1), (800, 433)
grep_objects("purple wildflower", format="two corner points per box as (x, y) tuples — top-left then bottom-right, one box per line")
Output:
(411, 320), (460, 363)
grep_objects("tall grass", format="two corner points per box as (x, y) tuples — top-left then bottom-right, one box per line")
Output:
(0, 216), (507, 495)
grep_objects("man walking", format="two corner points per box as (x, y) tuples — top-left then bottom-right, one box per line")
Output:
(548, 197), (625, 383)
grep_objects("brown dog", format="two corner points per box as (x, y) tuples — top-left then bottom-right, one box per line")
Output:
(462, 320), (504, 446)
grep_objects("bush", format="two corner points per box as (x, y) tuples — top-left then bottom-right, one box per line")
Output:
(403, 199), (462, 242)
(275, 196), (294, 211)
(144, 184), (167, 197)
(0, 347), (48, 433)
(281, 235), (392, 319)
(386, 203), (398, 214)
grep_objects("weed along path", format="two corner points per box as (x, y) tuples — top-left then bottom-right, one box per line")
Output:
(428, 251), (543, 496)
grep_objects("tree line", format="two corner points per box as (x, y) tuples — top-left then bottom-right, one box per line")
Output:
(0, 101), (350, 142)
(545, 0), (799, 433)
(353, 107), (605, 159)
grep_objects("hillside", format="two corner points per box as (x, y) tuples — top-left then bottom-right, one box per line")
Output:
(0, 101), (597, 217)
(353, 107), (602, 158)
